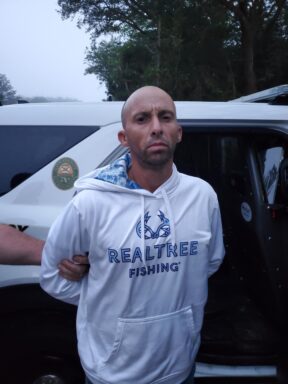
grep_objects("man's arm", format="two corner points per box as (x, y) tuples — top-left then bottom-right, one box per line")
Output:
(40, 198), (89, 305)
(208, 203), (225, 277)
(59, 255), (90, 281)
(0, 224), (89, 280)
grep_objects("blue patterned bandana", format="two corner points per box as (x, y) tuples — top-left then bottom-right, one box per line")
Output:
(95, 153), (141, 189)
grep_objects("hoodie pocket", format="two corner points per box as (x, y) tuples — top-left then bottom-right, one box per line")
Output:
(98, 306), (197, 383)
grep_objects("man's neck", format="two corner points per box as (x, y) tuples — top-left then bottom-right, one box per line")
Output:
(128, 162), (173, 192)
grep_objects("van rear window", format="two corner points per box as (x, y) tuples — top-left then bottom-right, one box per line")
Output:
(0, 125), (99, 195)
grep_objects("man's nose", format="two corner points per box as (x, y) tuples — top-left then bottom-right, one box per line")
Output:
(150, 116), (163, 136)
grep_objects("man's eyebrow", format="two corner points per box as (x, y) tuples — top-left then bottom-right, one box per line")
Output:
(131, 108), (176, 120)
(132, 111), (150, 118)
(158, 109), (175, 117)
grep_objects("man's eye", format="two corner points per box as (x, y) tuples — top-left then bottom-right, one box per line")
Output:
(136, 115), (148, 123)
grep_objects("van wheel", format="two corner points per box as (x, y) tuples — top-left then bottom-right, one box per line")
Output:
(33, 376), (65, 384)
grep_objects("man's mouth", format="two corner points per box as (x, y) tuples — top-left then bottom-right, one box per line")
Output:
(147, 141), (168, 149)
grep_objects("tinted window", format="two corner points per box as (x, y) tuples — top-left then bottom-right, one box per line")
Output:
(258, 146), (284, 204)
(174, 132), (248, 193)
(0, 125), (98, 195)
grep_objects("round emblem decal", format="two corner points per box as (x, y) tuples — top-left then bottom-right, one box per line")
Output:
(52, 157), (79, 190)
(241, 202), (252, 222)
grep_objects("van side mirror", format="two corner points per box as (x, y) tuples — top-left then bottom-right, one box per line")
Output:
(280, 158), (288, 202)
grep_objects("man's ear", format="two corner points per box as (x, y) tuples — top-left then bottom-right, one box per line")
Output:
(177, 125), (182, 143)
(118, 129), (129, 147)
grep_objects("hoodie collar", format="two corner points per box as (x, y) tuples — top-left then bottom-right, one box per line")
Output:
(75, 153), (180, 198)
(95, 153), (142, 190)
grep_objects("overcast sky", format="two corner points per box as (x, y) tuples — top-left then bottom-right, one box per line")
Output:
(0, 0), (107, 101)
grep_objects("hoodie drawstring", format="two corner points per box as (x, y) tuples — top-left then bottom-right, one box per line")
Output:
(140, 195), (147, 267)
(162, 188), (176, 247)
(139, 189), (176, 268)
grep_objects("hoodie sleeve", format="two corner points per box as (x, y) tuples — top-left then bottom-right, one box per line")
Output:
(40, 198), (89, 305)
(208, 200), (225, 277)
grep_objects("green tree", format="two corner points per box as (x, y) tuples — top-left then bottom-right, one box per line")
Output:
(85, 37), (155, 99)
(219, 0), (288, 94)
(255, 4), (288, 91)
(59, 0), (233, 99)
(0, 74), (16, 104)
(58, 0), (183, 96)
(57, 0), (288, 100)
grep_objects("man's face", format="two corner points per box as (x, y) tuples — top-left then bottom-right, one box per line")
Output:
(119, 88), (182, 169)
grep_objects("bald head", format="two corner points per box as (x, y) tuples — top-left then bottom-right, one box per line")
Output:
(121, 86), (176, 128)
(117, 85), (182, 180)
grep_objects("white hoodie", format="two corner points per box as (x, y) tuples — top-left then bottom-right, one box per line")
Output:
(40, 154), (225, 384)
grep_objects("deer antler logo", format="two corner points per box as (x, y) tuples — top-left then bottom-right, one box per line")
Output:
(136, 211), (170, 239)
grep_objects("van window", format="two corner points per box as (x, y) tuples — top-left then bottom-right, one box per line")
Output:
(0, 125), (99, 195)
(258, 147), (284, 204)
(174, 132), (248, 194)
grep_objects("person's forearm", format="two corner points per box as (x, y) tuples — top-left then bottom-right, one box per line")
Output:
(0, 224), (44, 265)
(0, 224), (89, 286)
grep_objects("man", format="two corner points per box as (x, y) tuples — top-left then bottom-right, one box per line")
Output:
(0, 224), (88, 280)
(40, 86), (225, 384)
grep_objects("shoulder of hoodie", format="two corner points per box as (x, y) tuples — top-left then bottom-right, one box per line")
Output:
(179, 172), (218, 198)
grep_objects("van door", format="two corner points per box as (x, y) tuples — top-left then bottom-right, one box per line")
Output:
(174, 129), (288, 369)
(248, 137), (288, 327)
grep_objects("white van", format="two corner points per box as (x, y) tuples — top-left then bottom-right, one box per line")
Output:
(0, 100), (287, 384)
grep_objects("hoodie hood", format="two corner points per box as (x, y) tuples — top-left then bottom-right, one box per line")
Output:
(75, 153), (141, 191)
(75, 153), (179, 196)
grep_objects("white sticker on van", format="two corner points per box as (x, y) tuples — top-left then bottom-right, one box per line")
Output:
(241, 202), (252, 222)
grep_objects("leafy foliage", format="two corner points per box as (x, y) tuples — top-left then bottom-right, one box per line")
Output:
(0, 74), (17, 104)
(219, 0), (288, 93)
(58, 0), (288, 100)
(85, 37), (155, 99)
